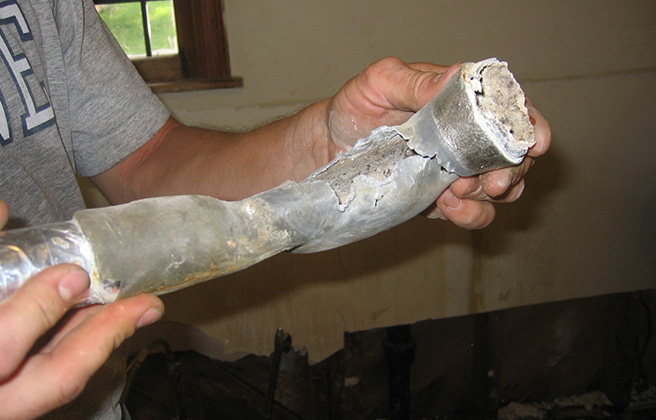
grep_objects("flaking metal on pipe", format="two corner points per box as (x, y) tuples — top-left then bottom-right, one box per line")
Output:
(0, 59), (535, 305)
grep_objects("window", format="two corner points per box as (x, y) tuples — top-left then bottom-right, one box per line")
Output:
(94, 0), (242, 93)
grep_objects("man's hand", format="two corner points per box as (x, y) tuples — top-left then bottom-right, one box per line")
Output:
(0, 200), (164, 420)
(324, 57), (551, 229)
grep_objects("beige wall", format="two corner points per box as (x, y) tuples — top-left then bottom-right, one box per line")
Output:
(127, 1), (656, 360)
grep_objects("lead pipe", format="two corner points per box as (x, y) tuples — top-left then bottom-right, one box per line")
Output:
(0, 59), (535, 305)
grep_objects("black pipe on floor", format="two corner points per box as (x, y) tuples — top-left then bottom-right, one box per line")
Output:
(384, 324), (417, 420)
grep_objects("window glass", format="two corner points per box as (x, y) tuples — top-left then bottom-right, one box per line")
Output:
(95, 1), (178, 58)
(146, 1), (178, 56)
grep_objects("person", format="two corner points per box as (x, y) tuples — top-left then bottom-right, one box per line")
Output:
(0, 0), (551, 419)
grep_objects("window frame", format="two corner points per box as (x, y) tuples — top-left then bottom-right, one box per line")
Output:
(94, 0), (242, 93)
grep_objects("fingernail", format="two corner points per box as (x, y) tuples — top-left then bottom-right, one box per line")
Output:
(58, 267), (90, 302)
(515, 180), (526, 198)
(444, 192), (462, 210)
(529, 115), (537, 125)
(137, 307), (163, 329)
(465, 180), (483, 196)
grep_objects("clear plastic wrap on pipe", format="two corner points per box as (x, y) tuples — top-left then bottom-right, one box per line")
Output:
(0, 58), (535, 305)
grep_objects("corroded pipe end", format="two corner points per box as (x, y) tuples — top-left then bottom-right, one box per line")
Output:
(463, 59), (535, 162)
(399, 58), (535, 176)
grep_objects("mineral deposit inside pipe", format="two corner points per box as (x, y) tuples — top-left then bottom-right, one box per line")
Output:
(0, 58), (535, 305)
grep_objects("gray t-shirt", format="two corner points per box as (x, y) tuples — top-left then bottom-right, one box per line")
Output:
(0, 1), (170, 419)
(0, 0), (170, 228)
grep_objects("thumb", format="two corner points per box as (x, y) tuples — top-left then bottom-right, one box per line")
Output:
(369, 58), (462, 112)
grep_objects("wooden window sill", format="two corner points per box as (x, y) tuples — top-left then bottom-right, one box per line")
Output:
(131, 55), (243, 93)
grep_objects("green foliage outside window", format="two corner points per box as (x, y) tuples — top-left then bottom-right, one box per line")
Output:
(96, 1), (178, 57)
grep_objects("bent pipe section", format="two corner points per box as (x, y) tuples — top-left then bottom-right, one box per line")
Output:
(0, 59), (535, 305)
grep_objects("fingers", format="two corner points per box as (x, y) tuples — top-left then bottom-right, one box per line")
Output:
(434, 189), (496, 229)
(425, 166), (528, 229)
(35, 304), (104, 354)
(0, 294), (163, 419)
(448, 161), (529, 203)
(526, 104), (551, 157)
(0, 264), (90, 382)
(43, 295), (163, 396)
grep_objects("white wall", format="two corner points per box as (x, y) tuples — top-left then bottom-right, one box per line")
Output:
(147, 0), (656, 359)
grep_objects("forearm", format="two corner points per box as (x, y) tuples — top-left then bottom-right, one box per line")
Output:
(93, 99), (334, 204)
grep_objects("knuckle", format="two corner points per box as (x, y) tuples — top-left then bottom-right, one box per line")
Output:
(370, 56), (404, 72)
(52, 365), (87, 406)
(482, 171), (512, 198)
(361, 57), (404, 86)
(27, 290), (66, 331)
(463, 202), (494, 229)
(93, 302), (138, 349)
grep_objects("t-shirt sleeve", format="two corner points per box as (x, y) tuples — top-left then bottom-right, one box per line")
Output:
(59, 0), (171, 177)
